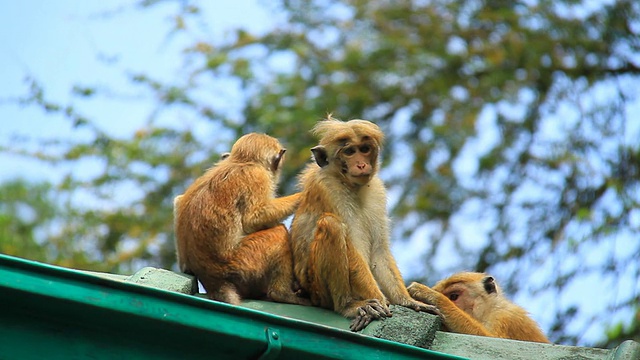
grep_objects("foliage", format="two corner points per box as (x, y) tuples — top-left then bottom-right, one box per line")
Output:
(599, 307), (640, 348)
(2, 0), (639, 346)
(0, 180), (53, 264)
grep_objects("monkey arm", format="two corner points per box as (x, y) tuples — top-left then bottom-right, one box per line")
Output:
(370, 243), (440, 316)
(240, 166), (302, 233)
(407, 282), (493, 337)
(370, 242), (413, 304)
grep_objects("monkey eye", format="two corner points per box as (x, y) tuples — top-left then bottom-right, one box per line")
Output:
(448, 293), (459, 301)
(359, 144), (371, 154)
(343, 146), (356, 156)
(337, 137), (349, 147)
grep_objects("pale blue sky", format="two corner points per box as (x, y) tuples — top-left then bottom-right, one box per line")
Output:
(0, 1), (276, 179)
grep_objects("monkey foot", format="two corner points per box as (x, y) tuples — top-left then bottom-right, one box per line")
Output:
(349, 299), (392, 332)
(292, 280), (310, 299)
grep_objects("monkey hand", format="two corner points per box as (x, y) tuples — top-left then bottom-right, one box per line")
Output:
(349, 299), (392, 332)
(406, 283), (445, 318)
(405, 298), (442, 317)
(407, 282), (439, 305)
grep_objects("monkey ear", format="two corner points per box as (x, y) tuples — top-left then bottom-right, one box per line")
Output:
(220, 152), (230, 160)
(271, 149), (286, 172)
(311, 145), (329, 167)
(482, 276), (497, 294)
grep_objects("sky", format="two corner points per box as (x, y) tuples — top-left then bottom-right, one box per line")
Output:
(0, 1), (276, 180)
(0, 1), (637, 347)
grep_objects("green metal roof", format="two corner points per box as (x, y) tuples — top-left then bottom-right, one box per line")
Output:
(0, 254), (462, 360)
(2, 253), (639, 360)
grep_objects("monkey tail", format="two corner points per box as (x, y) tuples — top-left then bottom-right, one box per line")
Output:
(199, 273), (242, 305)
(215, 282), (242, 305)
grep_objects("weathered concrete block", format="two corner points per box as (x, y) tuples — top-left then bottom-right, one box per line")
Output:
(361, 305), (442, 348)
(612, 340), (640, 360)
(431, 332), (640, 360)
(127, 267), (197, 295)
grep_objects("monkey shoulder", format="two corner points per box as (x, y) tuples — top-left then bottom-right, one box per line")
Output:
(297, 163), (321, 185)
(219, 163), (271, 188)
(488, 301), (533, 334)
(502, 303), (539, 327)
(298, 165), (345, 209)
(185, 163), (270, 213)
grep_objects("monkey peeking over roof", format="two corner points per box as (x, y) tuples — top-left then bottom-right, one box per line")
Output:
(408, 272), (550, 343)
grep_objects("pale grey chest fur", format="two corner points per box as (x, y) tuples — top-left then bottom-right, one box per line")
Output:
(338, 180), (389, 267)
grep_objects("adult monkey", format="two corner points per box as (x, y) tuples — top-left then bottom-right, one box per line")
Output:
(408, 272), (550, 343)
(291, 116), (440, 331)
(175, 134), (308, 306)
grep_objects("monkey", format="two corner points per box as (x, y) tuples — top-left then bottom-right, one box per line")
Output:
(173, 152), (230, 275)
(290, 116), (440, 332)
(407, 272), (550, 343)
(174, 134), (309, 306)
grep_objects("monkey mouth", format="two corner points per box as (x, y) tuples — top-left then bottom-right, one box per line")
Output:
(349, 171), (372, 178)
(349, 174), (372, 182)
(348, 174), (372, 186)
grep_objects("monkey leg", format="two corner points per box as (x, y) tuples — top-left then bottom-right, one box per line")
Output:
(309, 213), (391, 331)
(228, 225), (310, 306)
(185, 245), (242, 305)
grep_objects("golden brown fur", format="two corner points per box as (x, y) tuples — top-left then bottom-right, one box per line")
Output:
(173, 153), (229, 273)
(174, 133), (308, 306)
(408, 272), (550, 343)
(291, 116), (439, 331)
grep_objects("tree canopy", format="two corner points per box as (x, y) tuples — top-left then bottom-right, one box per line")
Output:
(1, 0), (639, 347)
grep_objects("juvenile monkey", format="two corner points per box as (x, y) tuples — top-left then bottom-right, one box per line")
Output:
(290, 116), (440, 331)
(175, 134), (308, 306)
(408, 272), (550, 343)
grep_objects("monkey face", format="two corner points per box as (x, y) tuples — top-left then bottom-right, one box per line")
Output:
(312, 140), (378, 187)
(440, 282), (476, 315)
(338, 142), (376, 186)
(435, 273), (502, 320)
(309, 117), (384, 188)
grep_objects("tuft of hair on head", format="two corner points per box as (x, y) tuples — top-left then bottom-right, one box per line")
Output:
(311, 114), (343, 141)
(348, 119), (385, 146)
(311, 115), (384, 148)
(433, 272), (486, 292)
